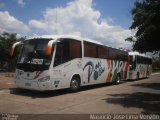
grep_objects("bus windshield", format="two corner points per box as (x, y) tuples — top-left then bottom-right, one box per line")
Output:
(17, 39), (54, 71)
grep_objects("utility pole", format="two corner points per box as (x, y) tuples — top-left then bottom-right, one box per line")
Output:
(55, 7), (58, 34)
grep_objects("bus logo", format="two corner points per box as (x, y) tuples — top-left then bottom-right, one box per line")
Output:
(83, 61), (105, 82)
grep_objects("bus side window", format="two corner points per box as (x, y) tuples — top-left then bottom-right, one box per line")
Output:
(69, 40), (82, 59)
(84, 41), (97, 58)
(97, 46), (107, 59)
(54, 39), (82, 67)
(109, 48), (117, 60)
(54, 41), (63, 67)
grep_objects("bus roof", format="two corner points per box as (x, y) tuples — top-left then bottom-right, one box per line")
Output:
(29, 35), (103, 45)
(28, 34), (127, 53)
(129, 52), (152, 58)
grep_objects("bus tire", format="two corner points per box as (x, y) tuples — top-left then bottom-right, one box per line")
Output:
(136, 72), (139, 80)
(114, 74), (121, 85)
(146, 71), (149, 79)
(70, 77), (80, 92)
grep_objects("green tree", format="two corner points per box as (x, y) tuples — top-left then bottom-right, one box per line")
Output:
(0, 32), (25, 71)
(152, 57), (160, 72)
(126, 0), (160, 53)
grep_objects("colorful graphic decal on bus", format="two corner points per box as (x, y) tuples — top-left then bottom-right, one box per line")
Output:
(94, 61), (105, 80)
(106, 60), (129, 82)
(83, 61), (94, 82)
(106, 60), (118, 82)
(83, 61), (105, 82)
(83, 60), (129, 83)
(34, 71), (42, 79)
(137, 64), (150, 78)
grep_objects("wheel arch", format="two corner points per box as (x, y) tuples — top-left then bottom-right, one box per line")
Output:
(70, 74), (81, 85)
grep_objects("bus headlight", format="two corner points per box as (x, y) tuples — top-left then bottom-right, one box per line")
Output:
(38, 76), (50, 82)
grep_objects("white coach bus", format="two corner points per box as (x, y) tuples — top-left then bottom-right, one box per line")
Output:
(11, 35), (130, 91)
(129, 52), (152, 80)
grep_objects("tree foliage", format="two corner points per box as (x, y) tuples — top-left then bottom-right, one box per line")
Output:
(152, 57), (160, 72)
(0, 32), (25, 71)
(126, 0), (160, 53)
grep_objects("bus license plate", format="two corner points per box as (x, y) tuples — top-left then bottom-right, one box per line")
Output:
(25, 83), (31, 86)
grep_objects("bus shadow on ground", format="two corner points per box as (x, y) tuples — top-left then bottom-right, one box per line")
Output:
(103, 92), (160, 114)
(123, 78), (147, 82)
(9, 83), (115, 98)
(131, 83), (160, 90)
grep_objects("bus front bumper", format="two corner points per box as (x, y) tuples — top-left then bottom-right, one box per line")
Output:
(15, 80), (53, 91)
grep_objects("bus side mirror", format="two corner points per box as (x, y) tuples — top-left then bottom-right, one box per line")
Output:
(46, 40), (55, 56)
(10, 41), (22, 57)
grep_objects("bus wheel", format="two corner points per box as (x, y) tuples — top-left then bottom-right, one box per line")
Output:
(70, 77), (80, 92)
(136, 72), (139, 80)
(146, 71), (149, 79)
(117, 74), (121, 84)
(114, 74), (121, 85)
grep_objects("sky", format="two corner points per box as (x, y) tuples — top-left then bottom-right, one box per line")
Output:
(0, 0), (136, 49)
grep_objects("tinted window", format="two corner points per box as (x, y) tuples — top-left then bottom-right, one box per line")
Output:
(83, 41), (129, 61)
(69, 40), (82, 58)
(54, 39), (82, 67)
(108, 48), (128, 61)
(97, 46), (108, 58)
(84, 41), (97, 58)
(17, 39), (53, 71)
(136, 56), (152, 64)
